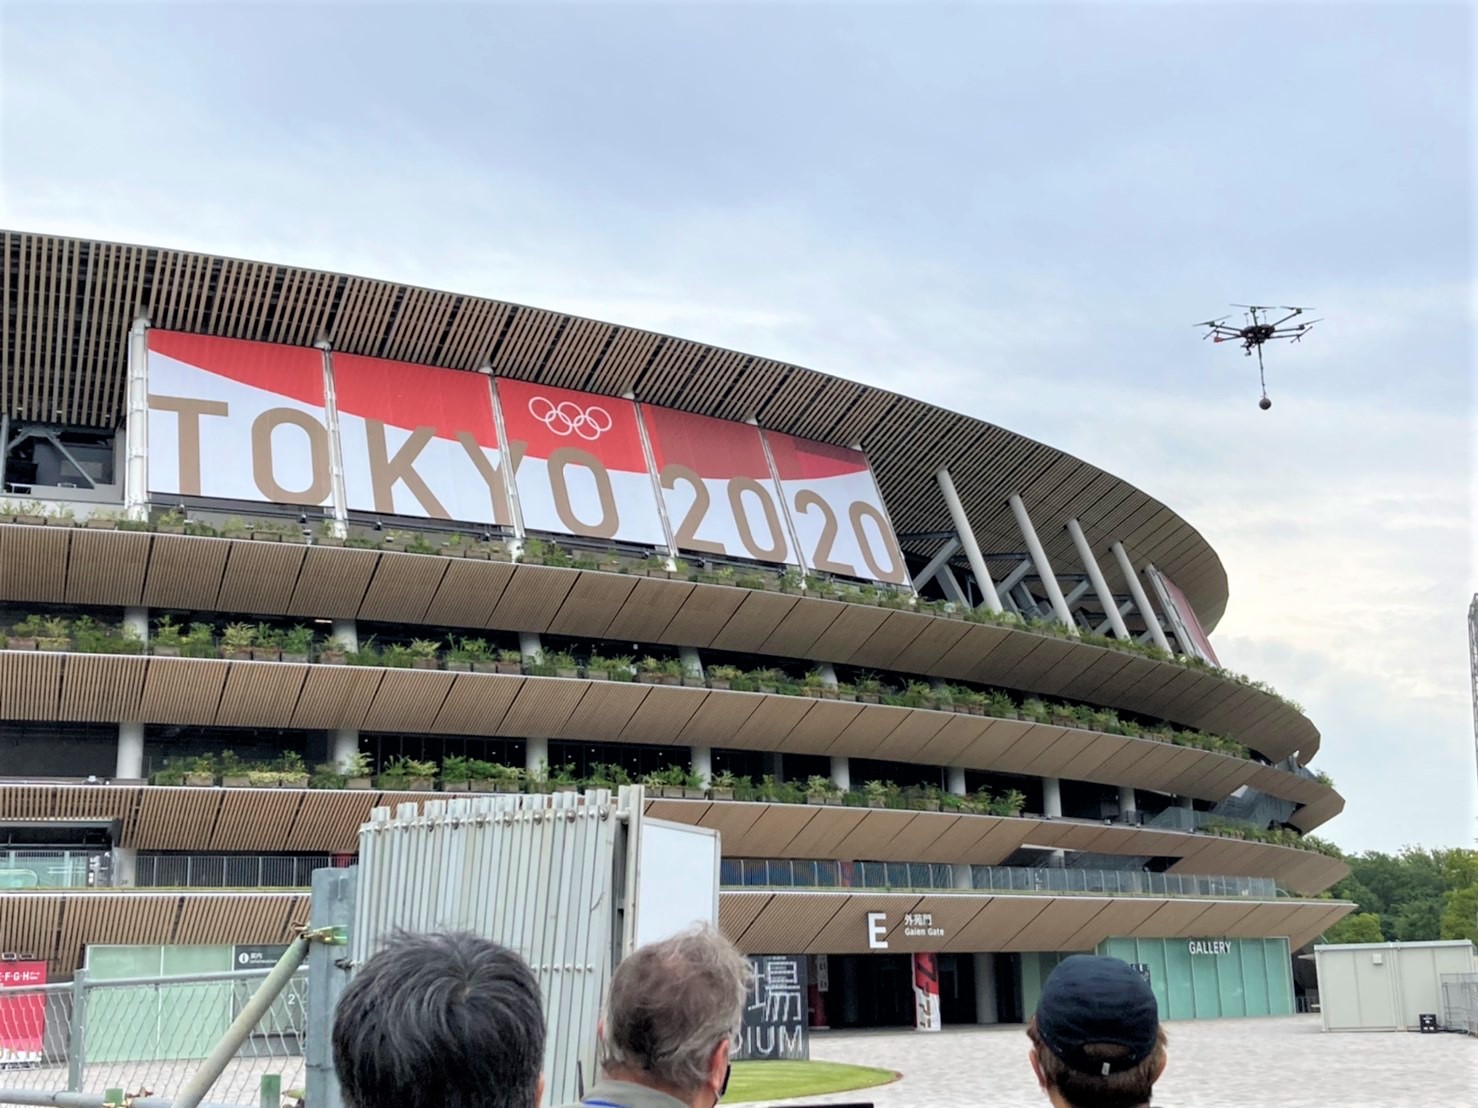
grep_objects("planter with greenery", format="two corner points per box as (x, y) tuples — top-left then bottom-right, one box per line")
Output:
(6, 615), (45, 651)
(339, 751), (373, 789)
(492, 649), (521, 675)
(184, 756), (216, 788)
(708, 770), (739, 801)
(549, 762), (581, 793)
(903, 784), (942, 812)
(587, 763), (632, 789)
(543, 651), (579, 679)
(219, 623), (255, 661)
(151, 616), (184, 657)
(378, 756), (438, 791)
(446, 637), (496, 673)
(246, 768), (283, 788)
(702, 664), (741, 691)
(442, 755), (475, 792)
(586, 654), (633, 682)
(635, 657), (682, 685)
(153, 766), (186, 786)
(280, 625), (315, 663)
(181, 622), (216, 658)
(311, 763), (347, 789)
(805, 775), (843, 805)
(276, 752), (309, 788)
(219, 751), (250, 788)
(409, 639), (442, 670)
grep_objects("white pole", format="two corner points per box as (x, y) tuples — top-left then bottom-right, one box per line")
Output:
(1111, 542), (1173, 653)
(935, 469), (1002, 613)
(124, 316), (150, 521)
(1066, 519), (1131, 640)
(1008, 494), (1073, 628)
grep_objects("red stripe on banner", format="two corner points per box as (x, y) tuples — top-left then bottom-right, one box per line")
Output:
(333, 355), (498, 447)
(642, 404), (775, 481)
(497, 378), (648, 472)
(0, 961), (47, 1060)
(764, 430), (871, 481)
(148, 331), (324, 408)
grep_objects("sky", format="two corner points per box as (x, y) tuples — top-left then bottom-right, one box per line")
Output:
(0, 1), (1472, 853)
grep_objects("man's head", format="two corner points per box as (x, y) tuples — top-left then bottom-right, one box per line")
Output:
(1026, 955), (1167, 1108)
(333, 930), (546, 1108)
(598, 924), (752, 1107)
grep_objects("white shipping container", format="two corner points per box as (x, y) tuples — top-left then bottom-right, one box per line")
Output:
(1314, 940), (1477, 1032)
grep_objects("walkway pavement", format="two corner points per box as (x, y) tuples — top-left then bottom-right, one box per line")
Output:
(748, 1016), (1474, 1108)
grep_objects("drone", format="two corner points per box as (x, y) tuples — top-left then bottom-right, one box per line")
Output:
(1194, 304), (1321, 409)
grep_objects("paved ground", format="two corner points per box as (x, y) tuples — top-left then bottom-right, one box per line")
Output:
(746, 1017), (1475, 1108)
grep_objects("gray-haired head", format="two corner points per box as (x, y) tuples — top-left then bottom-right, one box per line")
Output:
(599, 923), (752, 1095)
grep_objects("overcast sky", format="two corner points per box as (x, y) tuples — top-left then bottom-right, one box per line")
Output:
(1, 1), (1472, 853)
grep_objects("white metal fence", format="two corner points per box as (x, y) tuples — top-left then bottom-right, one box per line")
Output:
(0, 969), (305, 1106)
(1441, 972), (1478, 1035)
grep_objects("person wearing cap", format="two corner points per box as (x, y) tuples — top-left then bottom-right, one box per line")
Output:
(1026, 954), (1169, 1108)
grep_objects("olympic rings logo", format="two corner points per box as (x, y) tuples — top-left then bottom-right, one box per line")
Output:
(527, 396), (614, 441)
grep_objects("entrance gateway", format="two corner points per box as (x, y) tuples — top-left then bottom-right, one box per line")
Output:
(763, 910), (1298, 1029)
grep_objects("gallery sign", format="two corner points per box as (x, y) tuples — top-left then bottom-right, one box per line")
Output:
(143, 332), (907, 584)
(737, 955), (808, 1061)
(1187, 939), (1232, 956)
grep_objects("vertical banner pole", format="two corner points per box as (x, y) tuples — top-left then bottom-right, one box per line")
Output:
(485, 376), (526, 549)
(756, 424), (810, 583)
(318, 343), (350, 539)
(123, 316), (150, 521)
(913, 952), (941, 1032)
(630, 398), (680, 560)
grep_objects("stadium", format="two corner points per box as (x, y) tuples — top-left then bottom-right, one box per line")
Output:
(0, 230), (1351, 1031)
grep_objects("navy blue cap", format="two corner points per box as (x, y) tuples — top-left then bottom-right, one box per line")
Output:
(1036, 955), (1160, 1075)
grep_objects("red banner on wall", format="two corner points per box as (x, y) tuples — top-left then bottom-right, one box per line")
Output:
(147, 332), (330, 506)
(0, 961), (47, 1067)
(764, 432), (908, 585)
(912, 952), (941, 1032)
(333, 355), (513, 526)
(496, 378), (666, 545)
(642, 405), (797, 565)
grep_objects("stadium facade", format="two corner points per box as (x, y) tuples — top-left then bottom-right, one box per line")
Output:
(0, 231), (1351, 1027)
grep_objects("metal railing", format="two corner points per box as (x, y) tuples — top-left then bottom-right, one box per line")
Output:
(720, 858), (1280, 898)
(133, 855), (333, 889)
(0, 967), (306, 1106)
(0, 851), (102, 889)
(1441, 972), (1478, 1036)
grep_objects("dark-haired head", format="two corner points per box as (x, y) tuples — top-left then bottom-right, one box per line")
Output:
(333, 930), (546, 1108)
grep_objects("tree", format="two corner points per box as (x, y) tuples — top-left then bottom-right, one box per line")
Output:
(1393, 897), (1444, 942)
(1324, 912), (1384, 945)
(1441, 884), (1478, 944)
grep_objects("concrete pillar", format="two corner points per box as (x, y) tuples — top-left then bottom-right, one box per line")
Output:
(1110, 542), (1173, 654)
(772, 753), (785, 783)
(947, 765), (967, 796)
(974, 954), (999, 1025)
(817, 662), (839, 686)
(952, 863), (973, 890)
(123, 606), (148, 647)
(332, 729), (360, 769)
(1008, 494), (1074, 627)
(1178, 794), (1195, 810)
(935, 469), (1003, 613)
(691, 745), (712, 786)
(680, 646), (704, 679)
(519, 631), (543, 663)
(111, 846), (137, 888)
(1119, 785), (1138, 822)
(1042, 777), (1062, 818)
(830, 756), (851, 791)
(116, 721), (144, 780)
(526, 736), (549, 779)
(1042, 777), (1065, 865)
(331, 619), (358, 652)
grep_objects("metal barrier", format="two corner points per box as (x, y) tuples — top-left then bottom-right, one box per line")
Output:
(720, 857), (1280, 898)
(0, 967), (307, 1106)
(1440, 972), (1478, 1035)
(0, 851), (101, 889)
(133, 855), (333, 889)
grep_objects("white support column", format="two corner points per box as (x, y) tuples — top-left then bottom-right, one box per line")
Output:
(952, 863), (973, 890)
(830, 756), (850, 791)
(111, 847), (137, 888)
(947, 765), (967, 796)
(1178, 794), (1194, 811)
(974, 954), (999, 1024)
(318, 343), (350, 539)
(332, 729), (360, 770)
(1067, 519), (1131, 640)
(123, 315), (150, 522)
(123, 607), (148, 648)
(1042, 777), (1063, 818)
(935, 469), (1003, 613)
(1042, 776), (1065, 864)
(680, 646), (704, 680)
(1119, 785), (1138, 823)
(526, 736), (549, 778)
(817, 662), (839, 687)
(1008, 494), (1073, 627)
(690, 746), (712, 786)
(331, 619), (359, 653)
(1111, 542), (1173, 653)
(116, 722), (144, 780)
(519, 631), (543, 663)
